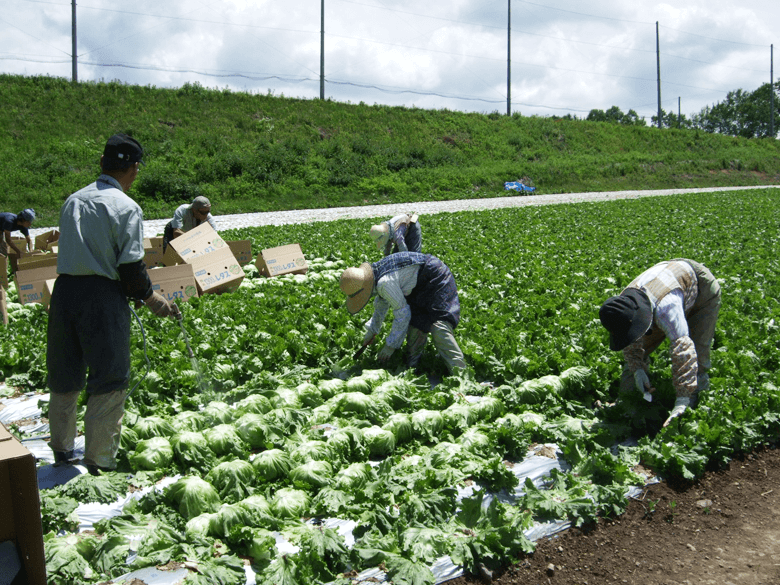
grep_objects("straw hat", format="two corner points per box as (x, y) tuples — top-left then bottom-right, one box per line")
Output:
(369, 223), (390, 251)
(339, 263), (374, 314)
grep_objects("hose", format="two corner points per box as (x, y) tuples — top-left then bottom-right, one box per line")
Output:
(127, 303), (152, 399)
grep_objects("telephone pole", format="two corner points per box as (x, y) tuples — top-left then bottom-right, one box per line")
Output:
(656, 22), (662, 129)
(71, 0), (78, 82)
(507, 0), (511, 116)
(320, 0), (325, 99)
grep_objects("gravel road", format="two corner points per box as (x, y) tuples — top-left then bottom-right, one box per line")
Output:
(28, 185), (777, 239)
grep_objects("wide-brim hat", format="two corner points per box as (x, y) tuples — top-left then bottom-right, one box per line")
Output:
(599, 288), (653, 351)
(369, 223), (390, 251)
(340, 263), (374, 314)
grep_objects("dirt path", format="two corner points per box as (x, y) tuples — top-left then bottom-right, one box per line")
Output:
(445, 447), (780, 585)
(26, 185), (780, 238)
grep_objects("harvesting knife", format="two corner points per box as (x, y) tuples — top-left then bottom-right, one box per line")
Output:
(353, 337), (375, 360)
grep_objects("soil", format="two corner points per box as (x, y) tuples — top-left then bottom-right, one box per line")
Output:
(444, 446), (780, 585)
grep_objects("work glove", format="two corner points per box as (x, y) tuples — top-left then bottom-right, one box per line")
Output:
(377, 344), (395, 363)
(663, 396), (691, 427)
(144, 291), (176, 318)
(634, 369), (654, 402)
(362, 330), (376, 346)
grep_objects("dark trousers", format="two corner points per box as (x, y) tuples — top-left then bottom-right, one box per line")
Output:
(162, 221), (175, 253)
(47, 275), (131, 396)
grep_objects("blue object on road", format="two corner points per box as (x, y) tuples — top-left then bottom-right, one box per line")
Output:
(504, 181), (535, 192)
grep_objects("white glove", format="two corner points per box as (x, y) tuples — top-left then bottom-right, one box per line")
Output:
(377, 344), (395, 362)
(634, 370), (654, 402)
(663, 396), (691, 427)
(363, 330), (376, 346)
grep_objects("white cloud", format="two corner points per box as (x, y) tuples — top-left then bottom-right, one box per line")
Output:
(0, 0), (775, 118)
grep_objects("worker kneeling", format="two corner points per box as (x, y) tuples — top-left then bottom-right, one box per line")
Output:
(340, 251), (466, 374)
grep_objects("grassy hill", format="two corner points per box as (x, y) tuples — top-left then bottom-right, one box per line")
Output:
(1, 74), (779, 226)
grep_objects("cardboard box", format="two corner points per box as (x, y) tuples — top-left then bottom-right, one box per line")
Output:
(17, 252), (58, 272)
(143, 246), (165, 268)
(34, 229), (59, 251)
(227, 240), (253, 266)
(190, 247), (244, 295)
(0, 424), (46, 585)
(14, 265), (58, 305)
(143, 236), (164, 249)
(256, 243), (308, 278)
(161, 245), (181, 267)
(41, 278), (57, 311)
(148, 264), (199, 303)
(142, 237), (166, 268)
(165, 222), (227, 266)
(6, 238), (29, 256)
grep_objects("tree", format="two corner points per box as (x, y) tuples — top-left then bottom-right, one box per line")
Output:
(586, 106), (646, 126)
(691, 82), (780, 138)
(651, 109), (694, 130)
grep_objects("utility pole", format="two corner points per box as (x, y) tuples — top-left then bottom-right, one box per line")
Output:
(771, 44), (775, 138)
(71, 0), (77, 83)
(656, 22), (662, 129)
(320, 0), (325, 99)
(678, 97), (681, 128)
(507, 0), (511, 116)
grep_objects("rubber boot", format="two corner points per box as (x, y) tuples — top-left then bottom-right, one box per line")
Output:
(53, 450), (76, 467)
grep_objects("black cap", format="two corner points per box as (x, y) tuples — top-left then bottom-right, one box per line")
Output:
(102, 134), (144, 170)
(599, 288), (653, 351)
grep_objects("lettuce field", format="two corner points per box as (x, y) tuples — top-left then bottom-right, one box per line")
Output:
(2, 188), (780, 584)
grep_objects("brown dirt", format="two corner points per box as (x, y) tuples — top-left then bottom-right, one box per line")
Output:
(444, 446), (780, 585)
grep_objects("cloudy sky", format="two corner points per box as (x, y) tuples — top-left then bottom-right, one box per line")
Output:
(1, 0), (776, 121)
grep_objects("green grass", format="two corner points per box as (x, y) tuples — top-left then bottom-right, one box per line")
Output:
(1, 74), (779, 226)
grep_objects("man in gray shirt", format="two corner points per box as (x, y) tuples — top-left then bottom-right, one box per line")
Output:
(47, 134), (179, 475)
(162, 196), (217, 252)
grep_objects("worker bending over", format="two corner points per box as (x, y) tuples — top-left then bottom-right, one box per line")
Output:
(340, 251), (466, 374)
(599, 258), (721, 427)
(369, 212), (421, 256)
(162, 196), (217, 252)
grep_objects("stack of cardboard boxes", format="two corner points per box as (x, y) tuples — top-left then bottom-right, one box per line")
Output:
(3, 229), (61, 309)
(5, 223), (311, 311)
(143, 223), (245, 299)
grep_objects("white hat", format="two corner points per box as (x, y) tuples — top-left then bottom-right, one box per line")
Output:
(369, 223), (390, 251)
(339, 263), (374, 314)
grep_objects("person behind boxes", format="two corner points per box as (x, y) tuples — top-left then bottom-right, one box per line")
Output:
(369, 212), (421, 256)
(339, 251), (466, 374)
(47, 133), (180, 476)
(162, 196), (217, 252)
(598, 258), (721, 428)
(0, 208), (36, 326)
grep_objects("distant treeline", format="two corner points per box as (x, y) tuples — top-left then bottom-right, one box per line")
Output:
(577, 82), (780, 138)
